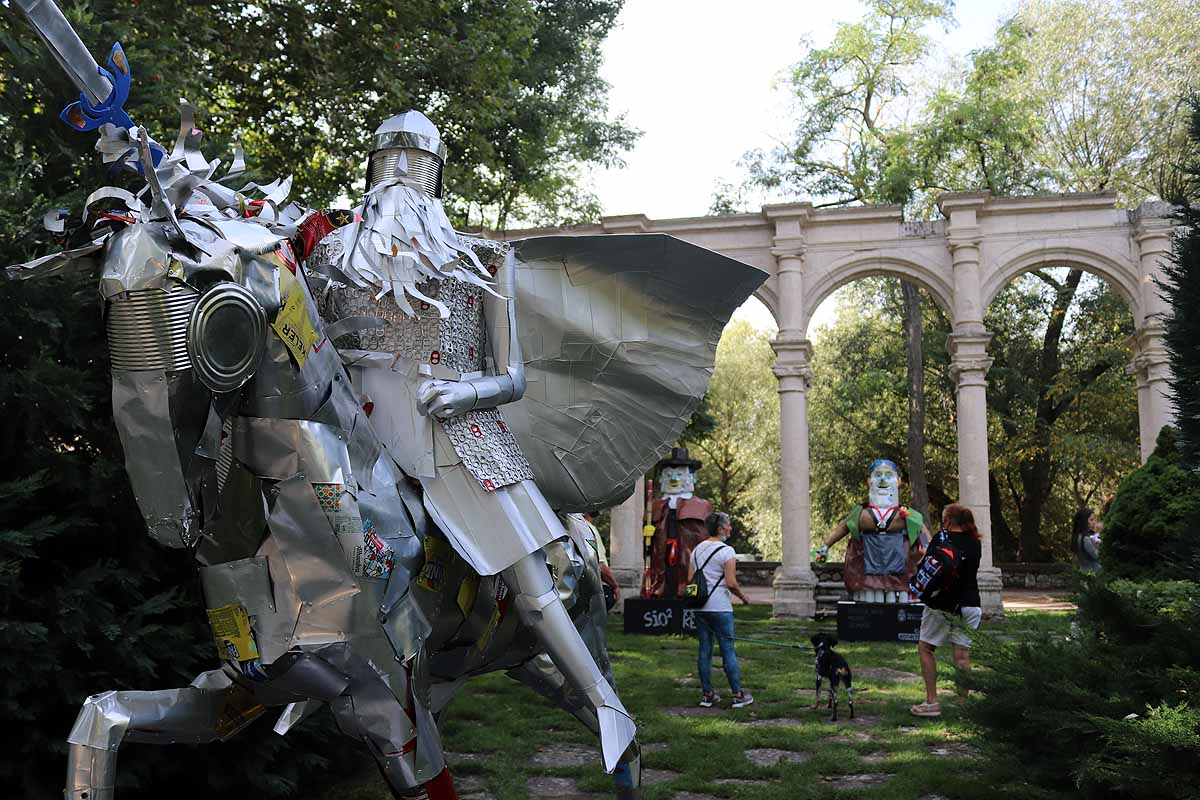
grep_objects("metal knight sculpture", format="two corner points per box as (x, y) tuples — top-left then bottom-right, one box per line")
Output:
(6, 3), (767, 798)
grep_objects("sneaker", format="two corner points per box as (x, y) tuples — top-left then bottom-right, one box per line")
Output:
(731, 691), (754, 708)
(699, 691), (720, 708)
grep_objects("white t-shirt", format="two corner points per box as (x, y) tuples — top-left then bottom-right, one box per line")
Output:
(691, 539), (735, 613)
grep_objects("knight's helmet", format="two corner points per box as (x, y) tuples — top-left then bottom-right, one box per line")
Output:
(367, 110), (447, 198)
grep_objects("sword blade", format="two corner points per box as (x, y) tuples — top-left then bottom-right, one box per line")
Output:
(13, 0), (112, 107)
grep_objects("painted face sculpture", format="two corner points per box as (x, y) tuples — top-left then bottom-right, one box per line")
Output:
(867, 459), (901, 508)
(659, 464), (695, 497)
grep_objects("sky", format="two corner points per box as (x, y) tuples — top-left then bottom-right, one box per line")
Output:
(589, 0), (1019, 332)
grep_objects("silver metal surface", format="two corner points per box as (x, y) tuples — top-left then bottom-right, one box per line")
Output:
(186, 282), (268, 392)
(13, 0), (112, 107)
(368, 148), (444, 198)
(370, 110), (447, 159)
(504, 233), (769, 512)
(106, 285), (198, 372)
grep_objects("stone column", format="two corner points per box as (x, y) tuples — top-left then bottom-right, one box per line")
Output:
(766, 209), (818, 618)
(771, 338), (817, 617)
(948, 334), (1003, 616)
(1130, 205), (1179, 460)
(1130, 328), (1173, 460)
(607, 476), (646, 612)
(940, 192), (1003, 615)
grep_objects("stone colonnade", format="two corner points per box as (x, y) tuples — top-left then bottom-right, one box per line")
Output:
(501, 192), (1178, 617)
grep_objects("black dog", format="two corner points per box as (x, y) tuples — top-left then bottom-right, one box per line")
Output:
(811, 633), (854, 721)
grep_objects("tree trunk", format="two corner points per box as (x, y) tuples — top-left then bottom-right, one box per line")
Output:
(1018, 268), (1084, 561)
(988, 470), (1018, 561)
(901, 281), (929, 519)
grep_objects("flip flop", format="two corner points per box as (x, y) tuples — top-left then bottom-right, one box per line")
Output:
(910, 702), (942, 718)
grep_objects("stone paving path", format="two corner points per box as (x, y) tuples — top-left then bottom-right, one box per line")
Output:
(454, 675), (981, 799)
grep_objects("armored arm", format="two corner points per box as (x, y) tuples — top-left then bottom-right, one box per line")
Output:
(465, 246), (525, 408)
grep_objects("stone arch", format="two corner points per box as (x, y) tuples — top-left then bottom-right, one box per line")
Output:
(981, 245), (1143, 324)
(751, 283), (782, 329)
(800, 254), (955, 336)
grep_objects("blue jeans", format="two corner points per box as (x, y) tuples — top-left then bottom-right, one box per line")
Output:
(696, 611), (741, 694)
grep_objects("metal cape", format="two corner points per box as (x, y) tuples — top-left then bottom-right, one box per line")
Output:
(502, 233), (768, 512)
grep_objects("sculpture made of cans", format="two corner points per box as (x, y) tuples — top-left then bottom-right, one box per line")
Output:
(8, 5), (767, 797)
(9, 108), (638, 800)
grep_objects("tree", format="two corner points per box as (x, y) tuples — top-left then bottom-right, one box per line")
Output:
(685, 322), (780, 558)
(0, 1), (637, 229)
(985, 271), (1139, 560)
(807, 280), (959, 545)
(740, 0), (953, 537)
(744, 0), (953, 208)
(1162, 100), (1200, 465)
(0, 2), (633, 796)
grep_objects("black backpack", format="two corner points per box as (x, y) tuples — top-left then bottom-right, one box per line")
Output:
(684, 545), (730, 609)
(908, 531), (961, 610)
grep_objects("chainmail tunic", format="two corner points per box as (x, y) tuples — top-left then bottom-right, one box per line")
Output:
(311, 235), (534, 492)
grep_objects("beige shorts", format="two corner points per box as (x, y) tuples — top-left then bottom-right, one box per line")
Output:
(919, 606), (982, 648)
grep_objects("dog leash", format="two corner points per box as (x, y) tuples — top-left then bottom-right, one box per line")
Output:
(730, 635), (809, 650)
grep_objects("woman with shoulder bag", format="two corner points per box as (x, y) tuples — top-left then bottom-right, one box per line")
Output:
(687, 512), (753, 709)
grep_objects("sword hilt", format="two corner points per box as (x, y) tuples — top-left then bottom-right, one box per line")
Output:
(13, 0), (111, 106)
(13, 0), (160, 165)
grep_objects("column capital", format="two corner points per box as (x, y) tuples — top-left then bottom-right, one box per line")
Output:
(770, 240), (808, 264)
(947, 331), (993, 382)
(947, 228), (983, 255)
(771, 335), (813, 363)
(599, 214), (650, 233)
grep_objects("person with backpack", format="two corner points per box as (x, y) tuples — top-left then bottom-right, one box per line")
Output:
(910, 504), (982, 718)
(687, 512), (753, 709)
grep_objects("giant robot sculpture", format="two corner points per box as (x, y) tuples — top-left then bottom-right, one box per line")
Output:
(6, 4), (767, 798)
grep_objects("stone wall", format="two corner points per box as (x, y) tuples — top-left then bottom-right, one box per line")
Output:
(994, 562), (1073, 590)
(739, 560), (1073, 617)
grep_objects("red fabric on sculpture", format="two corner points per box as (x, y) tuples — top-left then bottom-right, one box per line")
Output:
(647, 496), (713, 598)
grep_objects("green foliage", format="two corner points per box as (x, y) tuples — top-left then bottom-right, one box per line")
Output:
(985, 269), (1138, 560)
(685, 321), (780, 558)
(965, 577), (1200, 798)
(1162, 100), (1200, 465)
(1100, 428), (1200, 580)
(808, 279), (956, 542)
(744, 0), (953, 207)
(0, 0), (636, 229)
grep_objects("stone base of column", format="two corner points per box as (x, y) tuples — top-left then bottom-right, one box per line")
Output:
(611, 566), (643, 614)
(978, 567), (1004, 618)
(771, 566), (818, 619)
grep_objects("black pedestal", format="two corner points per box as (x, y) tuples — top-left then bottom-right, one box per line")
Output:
(836, 601), (924, 642)
(622, 598), (698, 635)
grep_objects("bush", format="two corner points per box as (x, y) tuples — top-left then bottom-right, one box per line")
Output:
(963, 578), (1200, 798)
(1100, 427), (1200, 581)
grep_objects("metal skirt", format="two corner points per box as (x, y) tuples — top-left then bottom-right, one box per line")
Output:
(421, 465), (563, 577)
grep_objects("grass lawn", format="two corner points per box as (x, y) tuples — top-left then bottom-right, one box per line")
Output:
(319, 606), (1073, 800)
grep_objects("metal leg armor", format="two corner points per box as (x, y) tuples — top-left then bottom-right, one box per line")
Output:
(509, 658), (642, 796)
(500, 551), (636, 772)
(63, 670), (262, 800)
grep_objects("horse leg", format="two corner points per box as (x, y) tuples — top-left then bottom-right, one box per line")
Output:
(325, 650), (453, 800)
(65, 669), (263, 800)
